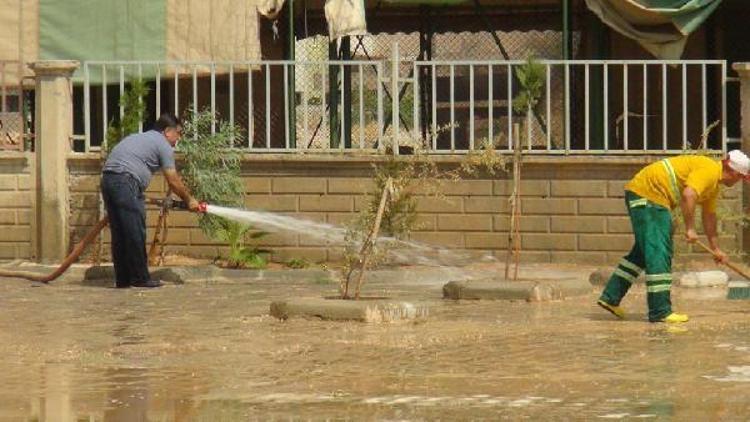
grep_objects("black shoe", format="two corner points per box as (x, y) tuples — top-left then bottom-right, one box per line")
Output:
(115, 282), (131, 289)
(131, 279), (163, 288)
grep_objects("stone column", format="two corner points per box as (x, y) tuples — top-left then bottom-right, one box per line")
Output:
(28, 61), (78, 263)
(733, 63), (750, 257)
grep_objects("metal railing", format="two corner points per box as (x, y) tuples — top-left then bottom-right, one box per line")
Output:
(78, 60), (386, 153)
(75, 54), (731, 155)
(412, 59), (729, 154)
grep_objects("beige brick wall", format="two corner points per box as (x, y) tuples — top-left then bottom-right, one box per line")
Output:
(0, 153), (34, 260)
(58, 155), (745, 266)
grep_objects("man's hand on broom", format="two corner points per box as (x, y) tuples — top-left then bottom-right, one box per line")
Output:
(712, 248), (728, 265)
(685, 228), (699, 244)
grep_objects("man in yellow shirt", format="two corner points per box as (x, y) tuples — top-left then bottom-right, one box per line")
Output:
(598, 150), (750, 323)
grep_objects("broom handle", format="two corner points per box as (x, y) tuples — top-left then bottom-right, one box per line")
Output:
(695, 240), (750, 280)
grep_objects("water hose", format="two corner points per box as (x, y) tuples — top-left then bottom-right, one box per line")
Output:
(0, 216), (110, 283)
(0, 197), (206, 284)
(145, 197), (208, 213)
(146, 196), (207, 265)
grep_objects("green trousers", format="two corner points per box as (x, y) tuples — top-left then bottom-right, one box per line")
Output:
(599, 191), (674, 322)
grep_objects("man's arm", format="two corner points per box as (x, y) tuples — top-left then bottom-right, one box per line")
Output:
(701, 206), (728, 264)
(681, 186), (699, 243)
(163, 168), (200, 212)
(702, 209), (720, 250)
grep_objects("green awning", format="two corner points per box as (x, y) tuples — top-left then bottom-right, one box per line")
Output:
(585, 0), (722, 59)
(32, 0), (261, 83)
(39, 0), (166, 63)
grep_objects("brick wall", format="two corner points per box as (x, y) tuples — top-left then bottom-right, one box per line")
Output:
(0, 153), (34, 260)
(62, 154), (743, 266)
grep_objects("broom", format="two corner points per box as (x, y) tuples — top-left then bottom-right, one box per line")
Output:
(694, 241), (750, 300)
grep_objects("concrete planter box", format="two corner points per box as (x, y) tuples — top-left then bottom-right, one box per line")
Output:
(270, 298), (429, 322)
(443, 278), (592, 301)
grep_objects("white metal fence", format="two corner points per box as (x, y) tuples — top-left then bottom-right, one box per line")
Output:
(75, 53), (731, 155)
(77, 60), (388, 153)
(413, 59), (729, 154)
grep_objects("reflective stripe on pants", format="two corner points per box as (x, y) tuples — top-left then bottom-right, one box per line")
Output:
(600, 191), (673, 321)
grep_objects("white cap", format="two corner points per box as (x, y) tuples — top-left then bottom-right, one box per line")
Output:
(728, 150), (750, 176)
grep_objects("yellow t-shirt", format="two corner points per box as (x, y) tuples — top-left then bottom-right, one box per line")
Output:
(625, 155), (722, 212)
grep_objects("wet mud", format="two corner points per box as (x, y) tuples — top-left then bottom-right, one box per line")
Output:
(1, 263), (750, 420)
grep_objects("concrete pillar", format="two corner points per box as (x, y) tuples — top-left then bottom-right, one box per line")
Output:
(732, 63), (750, 258)
(28, 61), (78, 263)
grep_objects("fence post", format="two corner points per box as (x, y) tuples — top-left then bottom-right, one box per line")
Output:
(329, 41), (340, 149)
(28, 60), (78, 264)
(391, 43), (400, 154)
(732, 63), (750, 258)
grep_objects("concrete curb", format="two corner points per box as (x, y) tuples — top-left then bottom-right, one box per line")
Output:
(0, 262), (87, 284)
(443, 278), (592, 301)
(81, 265), (336, 286)
(83, 265), (222, 286)
(677, 271), (729, 288)
(269, 298), (429, 322)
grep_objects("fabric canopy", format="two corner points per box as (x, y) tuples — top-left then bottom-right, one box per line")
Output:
(39, 0), (166, 62)
(0, 0), (262, 84)
(325, 0), (368, 39)
(257, 0), (369, 40)
(585, 0), (722, 59)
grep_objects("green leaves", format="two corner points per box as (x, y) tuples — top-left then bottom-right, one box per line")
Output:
(179, 108), (244, 238)
(214, 219), (269, 269)
(512, 58), (546, 115)
(371, 159), (419, 238)
(285, 258), (310, 269)
(231, 249), (268, 269)
(178, 108), (268, 267)
(105, 79), (149, 153)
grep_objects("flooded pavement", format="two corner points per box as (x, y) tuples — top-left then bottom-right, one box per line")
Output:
(2, 263), (750, 420)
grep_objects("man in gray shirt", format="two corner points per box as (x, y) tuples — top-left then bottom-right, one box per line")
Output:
(101, 113), (200, 288)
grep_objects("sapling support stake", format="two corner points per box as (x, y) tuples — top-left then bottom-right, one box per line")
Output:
(148, 189), (172, 266)
(348, 177), (393, 299)
(505, 123), (522, 280)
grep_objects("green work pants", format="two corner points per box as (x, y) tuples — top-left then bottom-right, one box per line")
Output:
(599, 191), (674, 322)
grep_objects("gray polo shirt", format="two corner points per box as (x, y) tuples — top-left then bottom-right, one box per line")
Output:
(102, 130), (176, 190)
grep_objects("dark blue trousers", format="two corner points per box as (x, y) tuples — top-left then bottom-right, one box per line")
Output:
(101, 172), (150, 286)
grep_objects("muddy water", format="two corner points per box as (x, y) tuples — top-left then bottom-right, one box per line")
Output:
(2, 265), (750, 420)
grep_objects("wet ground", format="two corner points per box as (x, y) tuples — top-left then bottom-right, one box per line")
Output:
(2, 262), (750, 420)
